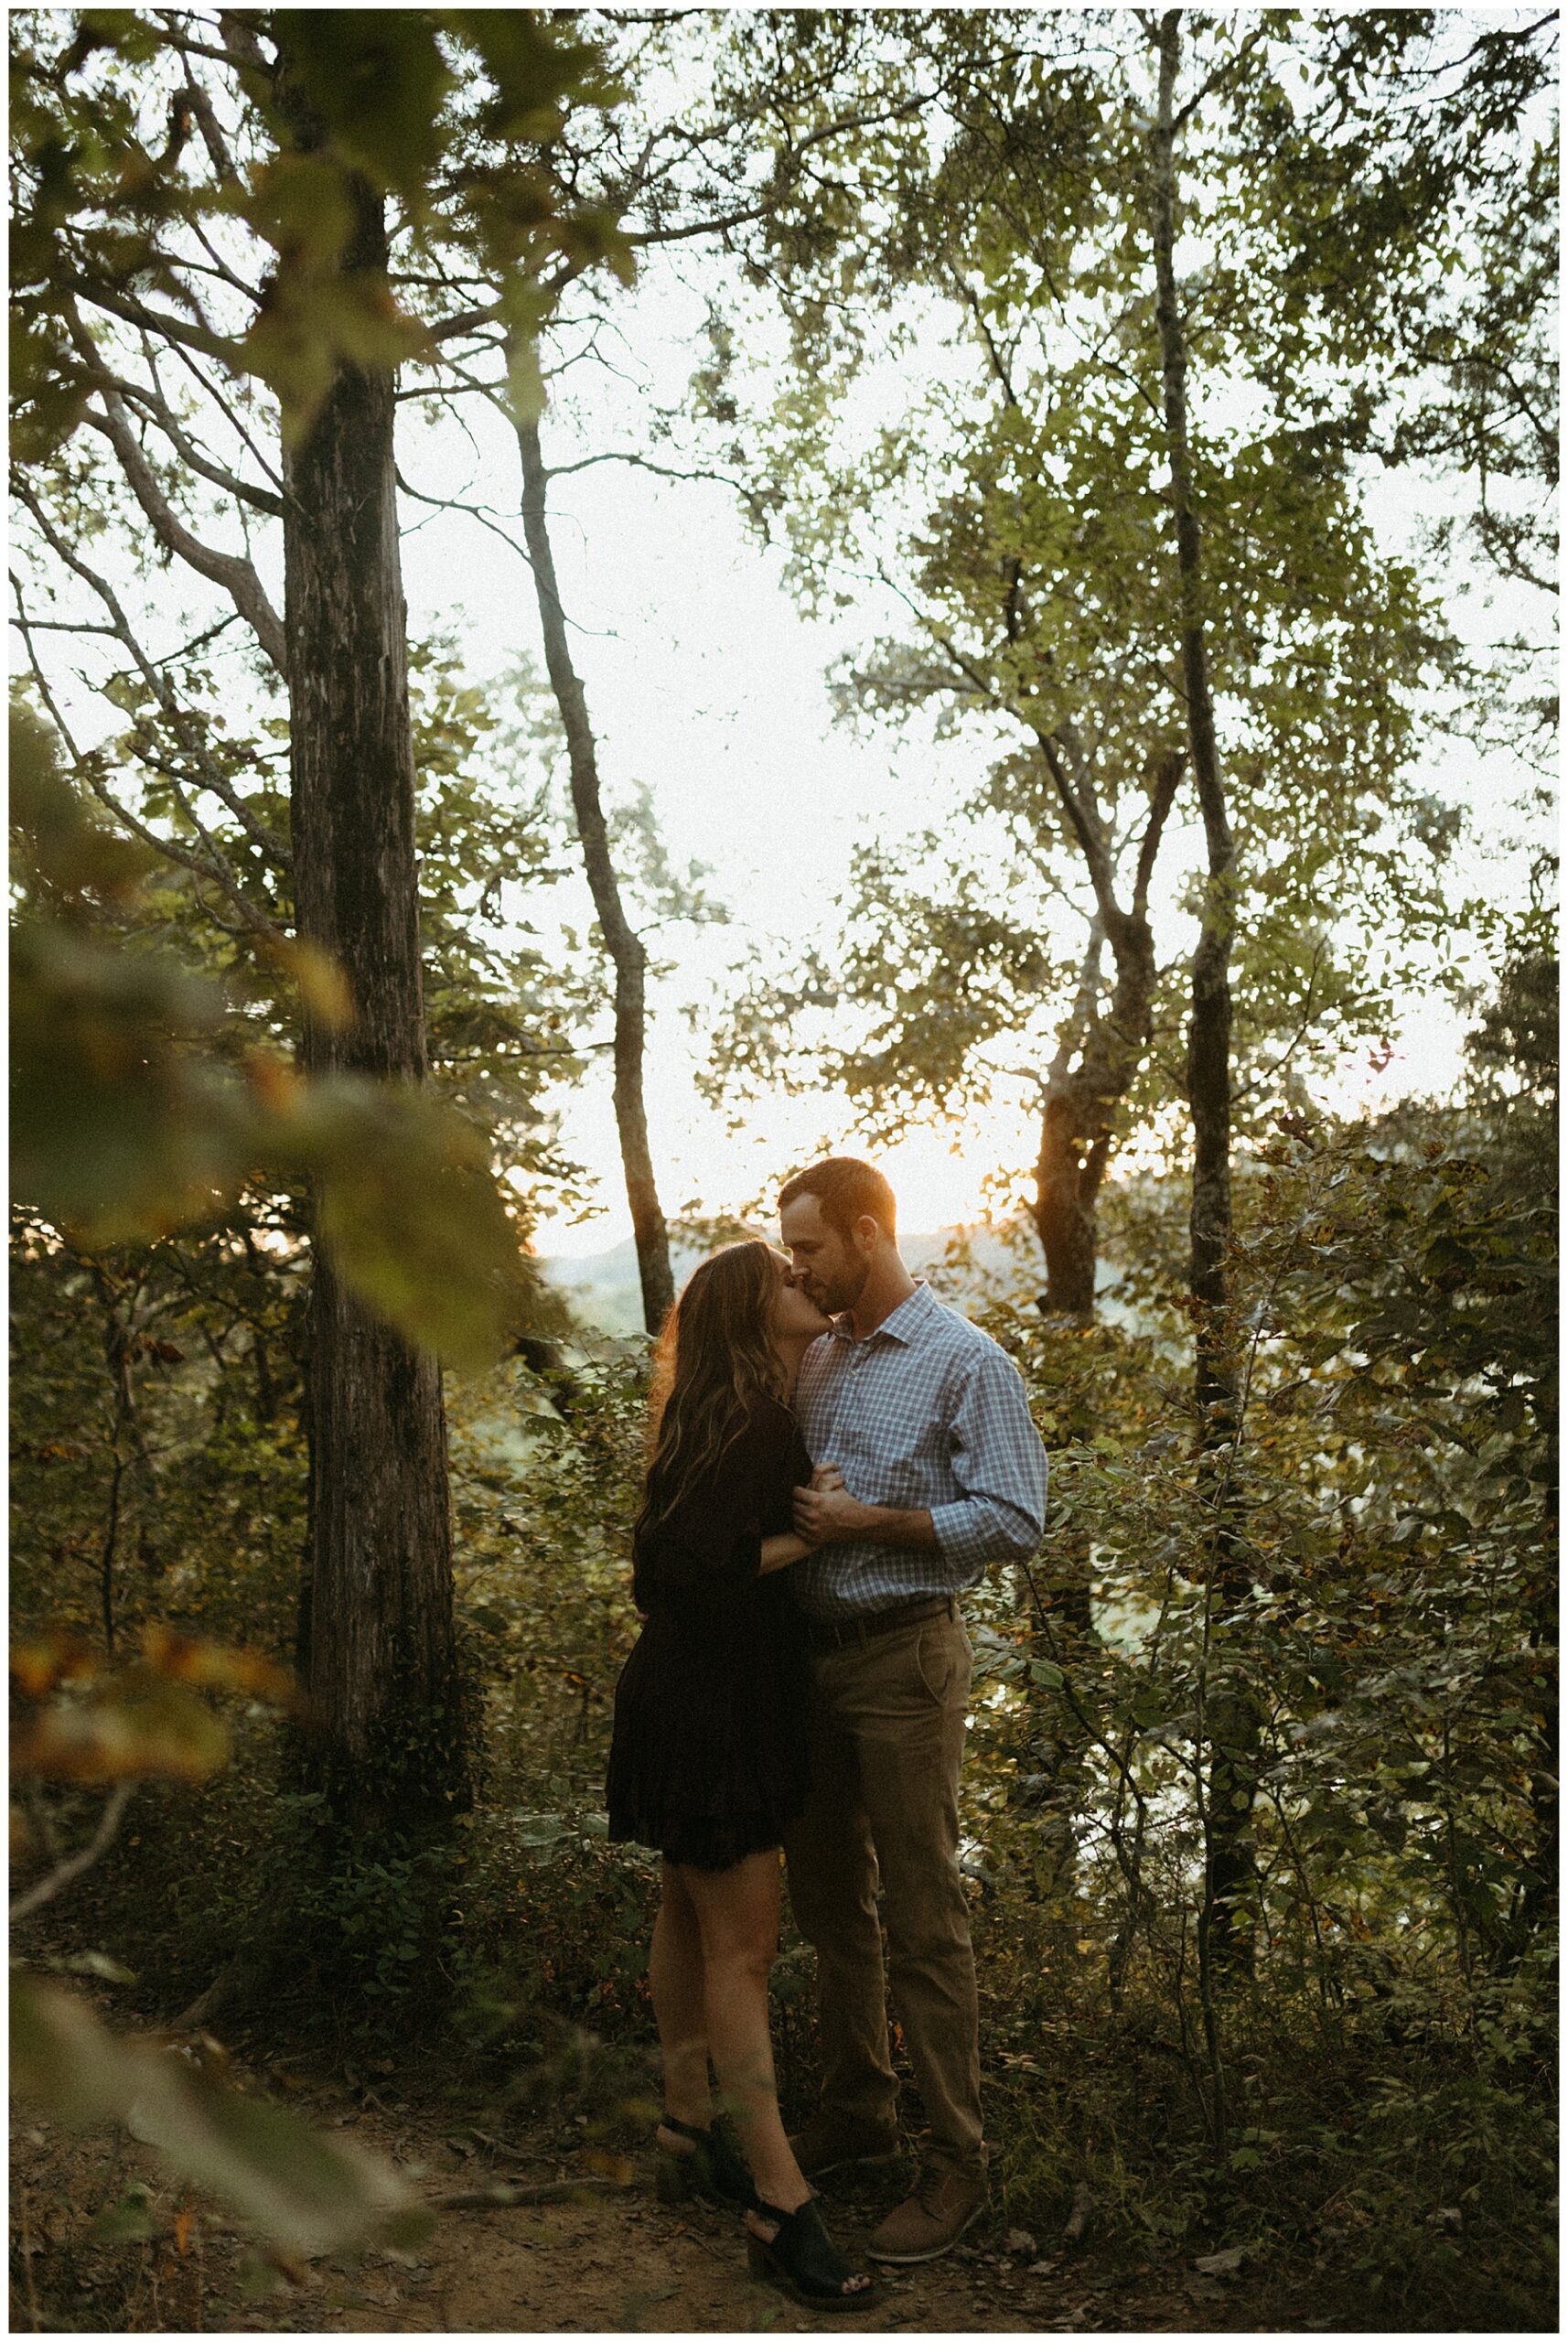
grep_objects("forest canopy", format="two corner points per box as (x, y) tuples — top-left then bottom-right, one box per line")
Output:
(8, 8), (1557, 2334)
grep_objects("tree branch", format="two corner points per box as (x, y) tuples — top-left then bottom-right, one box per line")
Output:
(1133, 747), (1184, 920)
(82, 365), (284, 519)
(69, 310), (287, 672)
(66, 278), (241, 370)
(11, 1785), (135, 1925)
(11, 484), (289, 907)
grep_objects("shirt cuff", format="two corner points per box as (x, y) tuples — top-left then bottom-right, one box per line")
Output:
(929, 1499), (1035, 1574)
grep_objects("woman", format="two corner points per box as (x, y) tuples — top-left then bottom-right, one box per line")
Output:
(607, 1241), (875, 2308)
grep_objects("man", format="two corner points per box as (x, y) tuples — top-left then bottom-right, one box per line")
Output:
(779, 1156), (1047, 2264)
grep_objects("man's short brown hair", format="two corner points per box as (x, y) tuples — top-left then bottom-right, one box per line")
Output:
(778, 1155), (897, 1241)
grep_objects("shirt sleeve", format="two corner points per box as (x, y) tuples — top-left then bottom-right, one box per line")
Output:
(927, 1347), (1048, 1576)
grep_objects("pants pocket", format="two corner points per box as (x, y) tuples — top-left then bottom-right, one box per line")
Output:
(914, 1618), (969, 1709)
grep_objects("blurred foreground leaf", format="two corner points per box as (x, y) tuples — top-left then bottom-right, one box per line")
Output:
(139, 1625), (296, 1703)
(13, 1671), (231, 1784)
(12, 1629), (297, 1787)
(301, 1078), (541, 1371)
(11, 1977), (431, 2257)
(10, 1631), (102, 1697)
(10, 706), (541, 1368)
(11, 919), (256, 1243)
(85, 2187), (158, 2244)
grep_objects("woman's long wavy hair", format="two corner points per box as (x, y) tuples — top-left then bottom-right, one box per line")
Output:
(635, 1241), (789, 1535)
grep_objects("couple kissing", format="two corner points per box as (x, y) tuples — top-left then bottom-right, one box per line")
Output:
(606, 1156), (1048, 2307)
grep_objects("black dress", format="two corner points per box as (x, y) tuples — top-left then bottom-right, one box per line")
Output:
(606, 1394), (814, 1871)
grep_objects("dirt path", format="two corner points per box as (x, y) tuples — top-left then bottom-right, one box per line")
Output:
(13, 2062), (1277, 2335)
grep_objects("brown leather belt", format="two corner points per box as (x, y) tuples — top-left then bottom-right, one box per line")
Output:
(803, 1595), (954, 1653)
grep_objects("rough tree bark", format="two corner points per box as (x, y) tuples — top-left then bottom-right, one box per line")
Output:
(1150, 6), (1257, 1985)
(516, 413), (675, 1337)
(276, 53), (466, 1828)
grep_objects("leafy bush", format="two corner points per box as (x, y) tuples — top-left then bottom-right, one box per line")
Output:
(12, 1082), (1554, 2328)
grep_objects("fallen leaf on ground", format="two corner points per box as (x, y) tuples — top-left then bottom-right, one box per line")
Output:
(1194, 2243), (1249, 2276)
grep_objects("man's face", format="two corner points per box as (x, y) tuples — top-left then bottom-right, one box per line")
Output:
(780, 1192), (872, 1317)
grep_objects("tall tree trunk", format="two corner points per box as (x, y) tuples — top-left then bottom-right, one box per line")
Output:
(1032, 922), (1110, 1316)
(516, 416), (674, 1337)
(1150, 7), (1256, 1990)
(1031, 1087), (1105, 1317)
(278, 123), (465, 1827)
(1026, 759), (1178, 1317)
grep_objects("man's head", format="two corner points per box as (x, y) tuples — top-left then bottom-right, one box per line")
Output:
(778, 1156), (898, 1318)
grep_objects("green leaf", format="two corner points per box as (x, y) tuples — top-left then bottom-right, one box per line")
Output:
(300, 1078), (538, 1370)
(277, 16), (454, 199)
(12, 1978), (430, 2257)
(447, 10), (600, 139)
(240, 270), (428, 448)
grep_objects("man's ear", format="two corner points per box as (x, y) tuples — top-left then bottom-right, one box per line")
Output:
(854, 1212), (881, 1254)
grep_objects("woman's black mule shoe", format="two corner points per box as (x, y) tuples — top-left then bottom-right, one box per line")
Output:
(654, 2113), (757, 2210)
(746, 2195), (879, 2307)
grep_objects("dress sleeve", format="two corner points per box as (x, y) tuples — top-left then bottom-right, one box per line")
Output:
(634, 1405), (793, 1610)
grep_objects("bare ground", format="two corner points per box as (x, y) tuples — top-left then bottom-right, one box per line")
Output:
(12, 2048), (1289, 2337)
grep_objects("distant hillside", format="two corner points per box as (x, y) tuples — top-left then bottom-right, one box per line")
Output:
(537, 1225), (1049, 1336)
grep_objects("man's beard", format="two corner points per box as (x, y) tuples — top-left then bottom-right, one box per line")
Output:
(819, 1253), (870, 1316)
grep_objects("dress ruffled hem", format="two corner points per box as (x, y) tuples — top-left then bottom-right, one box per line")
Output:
(606, 1800), (804, 1872)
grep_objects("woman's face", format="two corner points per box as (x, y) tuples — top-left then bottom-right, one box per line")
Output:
(769, 1248), (832, 1339)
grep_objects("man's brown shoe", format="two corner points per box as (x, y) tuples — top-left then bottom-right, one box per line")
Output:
(787, 2112), (901, 2182)
(867, 2167), (986, 2263)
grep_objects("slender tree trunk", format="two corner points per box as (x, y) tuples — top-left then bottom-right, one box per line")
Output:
(99, 1455), (124, 1659)
(515, 415), (675, 1338)
(1032, 924), (1111, 1316)
(87, 1264), (155, 1660)
(1520, 1413), (1557, 1955)
(277, 113), (465, 1827)
(1034, 1083), (1111, 1317)
(1150, 8), (1256, 1981)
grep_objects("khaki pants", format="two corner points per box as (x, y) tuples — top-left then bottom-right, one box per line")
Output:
(782, 1605), (984, 2180)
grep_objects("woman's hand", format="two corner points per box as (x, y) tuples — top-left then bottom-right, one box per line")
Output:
(811, 1463), (846, 1493)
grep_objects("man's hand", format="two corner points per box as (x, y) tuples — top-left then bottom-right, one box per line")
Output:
(793, 1460), (942, 1555)
(794, 1464), (872, 1547)
(794, 1461), (849, 1546)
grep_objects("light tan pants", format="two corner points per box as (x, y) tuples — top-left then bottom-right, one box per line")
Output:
(782, 1606), (984, 2180)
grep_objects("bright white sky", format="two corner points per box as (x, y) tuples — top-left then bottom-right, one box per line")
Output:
(394, 247), (1551, 1259)
(399, 260), (1060, 1251)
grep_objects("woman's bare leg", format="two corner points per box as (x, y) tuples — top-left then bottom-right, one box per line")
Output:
(678, 1851), (808, 2214)
(676, 1852), (872, 2296)
(650, 1861), (710, 2136)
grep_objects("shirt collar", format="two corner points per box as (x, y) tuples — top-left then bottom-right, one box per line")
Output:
(828, 1278), (936, 1348)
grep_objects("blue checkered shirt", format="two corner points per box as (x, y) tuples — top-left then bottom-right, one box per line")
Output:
(790, 1281), (1047, 1621)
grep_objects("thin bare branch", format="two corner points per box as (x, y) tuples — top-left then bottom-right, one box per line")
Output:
(11, 482), (288, 908)
(81, 364), (284, 519)
(69, 307), (287, 672)
(10, 1785), (135, 1926)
